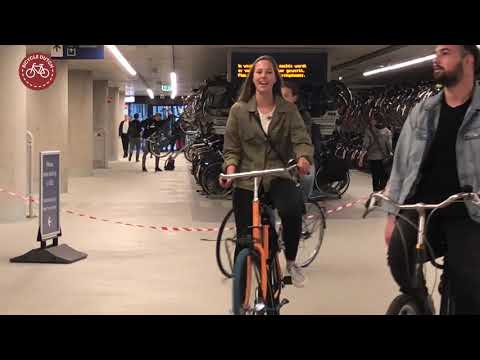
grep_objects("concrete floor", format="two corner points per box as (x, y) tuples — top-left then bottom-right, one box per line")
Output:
(0, 156), (441, 314)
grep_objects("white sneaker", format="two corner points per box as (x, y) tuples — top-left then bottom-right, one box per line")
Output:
(287, 263), (306, 288)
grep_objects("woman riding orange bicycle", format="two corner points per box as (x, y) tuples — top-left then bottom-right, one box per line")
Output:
(219, 55), (314, 287)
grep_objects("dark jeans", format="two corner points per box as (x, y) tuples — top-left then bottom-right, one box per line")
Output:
(369, 159), (388, 192)
(388, 210), (480, 314)
(232, 178), (303, 262)
(120, 134), (129, 156)
(128, 137), (141, 161)
(142, 141), (160, 170)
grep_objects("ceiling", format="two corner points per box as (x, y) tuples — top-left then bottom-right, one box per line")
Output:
(26, 45), (439, 96)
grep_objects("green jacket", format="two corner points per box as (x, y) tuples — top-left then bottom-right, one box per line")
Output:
(223, 95), (314, 191)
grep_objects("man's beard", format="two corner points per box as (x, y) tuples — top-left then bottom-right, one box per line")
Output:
(433, 62), (464, 87)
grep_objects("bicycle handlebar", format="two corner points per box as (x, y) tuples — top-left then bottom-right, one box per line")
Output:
(219, 163), (298, 181)
(362, 191), (480, 219)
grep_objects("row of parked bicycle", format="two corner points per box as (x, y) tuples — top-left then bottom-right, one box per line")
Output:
(178, 77), (443, 199)
(326, 80), (443, 173)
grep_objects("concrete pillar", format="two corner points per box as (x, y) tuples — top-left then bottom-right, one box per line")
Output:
(0, 46), (27, 221)
(68, 70), (93, 177)
(93, 80), (108, 168)
(107, 87), (120, 161)
(27, 60), (69, 194)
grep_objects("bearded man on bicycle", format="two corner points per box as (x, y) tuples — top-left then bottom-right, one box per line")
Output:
(384, 45), (480, 314)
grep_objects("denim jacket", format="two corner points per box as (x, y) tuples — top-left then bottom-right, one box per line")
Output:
(385, 84), (480, 222)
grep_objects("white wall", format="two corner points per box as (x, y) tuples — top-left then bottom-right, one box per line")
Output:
(0, 46), (27, 221)
(27, 61), (69, 193)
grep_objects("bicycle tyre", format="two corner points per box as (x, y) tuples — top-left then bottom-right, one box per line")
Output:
(232, 249), (263, 315)
(332, 171), (350, 196)
(216, 208), (236, 278)
(183, 144), (193, 162)
(297, 201), (326, 268)
(386, 294), (425, 315)
(201, 162), (230, 197)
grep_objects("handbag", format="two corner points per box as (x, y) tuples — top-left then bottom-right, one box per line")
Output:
(164, 156), (175, 171)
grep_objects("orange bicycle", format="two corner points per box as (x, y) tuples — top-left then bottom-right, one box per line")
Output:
(220, 161), (298, 315)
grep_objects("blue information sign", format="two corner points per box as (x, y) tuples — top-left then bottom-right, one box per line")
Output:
(39, 151), (61, 240)
(51, 45), (104, 59)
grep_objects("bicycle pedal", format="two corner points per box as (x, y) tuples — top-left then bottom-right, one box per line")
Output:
(283, 276), (292, 285)
(279, 298), (290, 309)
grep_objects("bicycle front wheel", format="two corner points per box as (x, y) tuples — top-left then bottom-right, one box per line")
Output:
(297, 201), (326, 268)
(232, 249), (263, 315)
(386, 294), (426, 315)
(332, 171), (350, 196)
(216, 208), (236, 278)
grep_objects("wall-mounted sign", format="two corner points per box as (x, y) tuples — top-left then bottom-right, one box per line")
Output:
(161, 84), (172, 92)
(51, 45), (104, 59)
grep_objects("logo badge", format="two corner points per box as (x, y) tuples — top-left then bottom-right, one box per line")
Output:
(18, 52), (56, 90)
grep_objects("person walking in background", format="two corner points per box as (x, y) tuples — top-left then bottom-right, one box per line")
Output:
(142, 113), (169, 172)
(128, 113), (142, 162)
(166, 110), (177, 152)
(362, 115), (392, 191)
(119, 115), (130, 158)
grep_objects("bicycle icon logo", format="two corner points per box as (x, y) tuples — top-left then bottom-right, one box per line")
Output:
(18, 52), (56, 91)
(25, 63), (50, 79)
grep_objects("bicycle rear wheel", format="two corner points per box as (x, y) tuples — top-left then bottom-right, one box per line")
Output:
(216, 208), (236, 278)
(232, 249), (263, 315)
(201, 162), (231, 197)
(297, 201), (326, 268)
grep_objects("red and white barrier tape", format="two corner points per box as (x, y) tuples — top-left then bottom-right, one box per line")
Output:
(1, 187), (368, 232)
(325, 197), (369, 215)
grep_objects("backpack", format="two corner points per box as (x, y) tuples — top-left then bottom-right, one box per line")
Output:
(164, 157), (175, 171)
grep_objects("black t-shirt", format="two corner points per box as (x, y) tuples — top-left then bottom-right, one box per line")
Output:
(410, 95), (472, 217)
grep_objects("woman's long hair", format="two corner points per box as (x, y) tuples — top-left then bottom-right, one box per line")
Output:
(237, 55), (283, 103)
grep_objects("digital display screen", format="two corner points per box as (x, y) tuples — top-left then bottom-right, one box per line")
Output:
(231, 52), (329, 116)
(237, 63), (309, 79)
(231, 52), (328, 85)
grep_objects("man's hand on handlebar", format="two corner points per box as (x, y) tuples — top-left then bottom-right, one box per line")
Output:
(219, 165), (236, 189)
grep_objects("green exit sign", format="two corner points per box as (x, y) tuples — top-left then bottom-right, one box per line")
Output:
(161, 84), (171, 92)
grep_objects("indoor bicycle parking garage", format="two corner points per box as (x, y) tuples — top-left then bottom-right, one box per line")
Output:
(1, 44), (479, 315)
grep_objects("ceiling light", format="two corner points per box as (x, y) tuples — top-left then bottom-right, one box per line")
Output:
(146, 88), (154, 99)
(364, 46), (480, 77)
(363, 54), (436, 77)
(170, 72), (177, 99)
(338, 76), (343, 81)
(105, 45), (137, 76)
